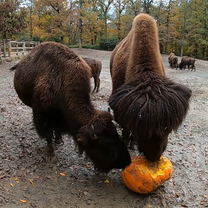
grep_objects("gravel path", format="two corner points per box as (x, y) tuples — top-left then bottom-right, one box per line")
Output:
(0, 49), (207, 208)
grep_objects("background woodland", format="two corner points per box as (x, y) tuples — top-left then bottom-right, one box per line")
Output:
(0, 0), (208, 59)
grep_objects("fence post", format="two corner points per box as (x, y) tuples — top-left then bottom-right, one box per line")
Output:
(7, 39), (11, 57)
(16, 42), (18, 55)
(0, 41), (2, 63)
(3, 39), (6, 57)
(23, 42), (25, 54)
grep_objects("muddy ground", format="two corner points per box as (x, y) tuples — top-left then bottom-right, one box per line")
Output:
(0, 48), (208, 208)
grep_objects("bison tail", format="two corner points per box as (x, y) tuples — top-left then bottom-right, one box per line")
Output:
(108, 72), (192, 135)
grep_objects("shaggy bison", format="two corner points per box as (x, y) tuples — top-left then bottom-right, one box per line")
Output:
(179, 56), (196, 71)
(109, 14), (192, 162)
(168, 52), (175, 64)
(83, 58), (102, 93)
(11, 42), (131, 172)
(168, 53), (178, 69)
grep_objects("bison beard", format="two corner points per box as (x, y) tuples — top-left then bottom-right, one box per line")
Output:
(12, 42), (131, 172)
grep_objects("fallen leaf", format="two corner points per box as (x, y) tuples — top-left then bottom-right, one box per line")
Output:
(20, 200), (27, 203)
(60, 173), (66, 176)
(14, 178), (19, 183)
(10, 183), (14, 187)
(55, 171), (57, 175)
(29, 180), (34, 186)
(104, 180), (109, 183)
(86, 164), (91, 168)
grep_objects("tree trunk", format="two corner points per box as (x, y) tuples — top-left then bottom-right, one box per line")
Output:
(79, 0), (83, 48)
(165, 0), (172, 54)
(181, 0), (188, 57)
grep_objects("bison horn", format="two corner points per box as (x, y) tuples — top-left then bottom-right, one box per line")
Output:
(90, 125), (98, 140)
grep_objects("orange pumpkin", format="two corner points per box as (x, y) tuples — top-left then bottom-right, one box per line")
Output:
(122, 155), (173, 194)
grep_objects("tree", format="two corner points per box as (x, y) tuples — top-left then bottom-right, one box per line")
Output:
(126, 0), (141, 17)
(180, 0), (188, 56)
(82, 0), (103, 45)
(98, 0), (114, 38)
(113, 0), (127, 40)
(142, 0), (153, 14)
(0, 0), (27, 39)
(33, 0), (71, 43)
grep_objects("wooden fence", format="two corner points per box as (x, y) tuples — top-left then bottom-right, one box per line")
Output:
(0, 40), (40, 62)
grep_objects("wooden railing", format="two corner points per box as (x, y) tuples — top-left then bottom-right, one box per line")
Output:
(0, 40), (40, 61)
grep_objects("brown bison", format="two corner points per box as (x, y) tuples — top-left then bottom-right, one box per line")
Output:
(83, 58), (102, 93)
(168, 53), (178, 69)
(168, 52), (175, 64)
(179, 56), (196, 71)
(109, 14), (192, 161)
(11, 42), (131, 172)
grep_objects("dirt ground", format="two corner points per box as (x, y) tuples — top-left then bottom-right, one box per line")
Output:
(0, 48), (208, 208)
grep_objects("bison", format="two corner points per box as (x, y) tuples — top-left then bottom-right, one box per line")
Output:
(83, 58), (102, 93)
(168, 52), (175, 65)
(109, 14), (192, 162)
(11, 42), (131, 172)
(168, 53), (178, 69)
(179, 56), (196, 71)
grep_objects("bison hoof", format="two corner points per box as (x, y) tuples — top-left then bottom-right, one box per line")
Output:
(47, 145), (55, 156)
(46, 155), (56, 164)
(55, 138), (63, 145)
(129, 142), (137, 150)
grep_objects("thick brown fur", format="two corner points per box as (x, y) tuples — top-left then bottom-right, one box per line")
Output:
(109, 14), (192, 161)
(83, 57), (102, 93)
(12, 42), (131, 172)
(179, 56), (196, 71)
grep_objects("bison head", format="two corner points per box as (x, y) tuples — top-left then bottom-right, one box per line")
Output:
(76, 112), (131, 172)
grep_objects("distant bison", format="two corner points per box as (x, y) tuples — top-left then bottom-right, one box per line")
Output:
(11, 42), (131, 172)
(169, 55), (178, 69)
(83, 58), (102, 93)
(168, 52), (175, 64)
(179, 56), (196, 71)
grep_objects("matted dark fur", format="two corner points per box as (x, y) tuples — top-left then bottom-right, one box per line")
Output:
(12, 42), (131, 172)
(109, 14), (192, 161)
(83, 57), (102, 93)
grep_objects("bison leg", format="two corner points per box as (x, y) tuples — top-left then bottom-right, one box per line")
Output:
(129, 133), (138, 150)
(54, 128), (63, 145)
(33, 111), (55, 156)
(46, 136), (55, 156)
(96, 77), (100, 93)
(92, 77), (97, 93)
(122, 128), (131, 146)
